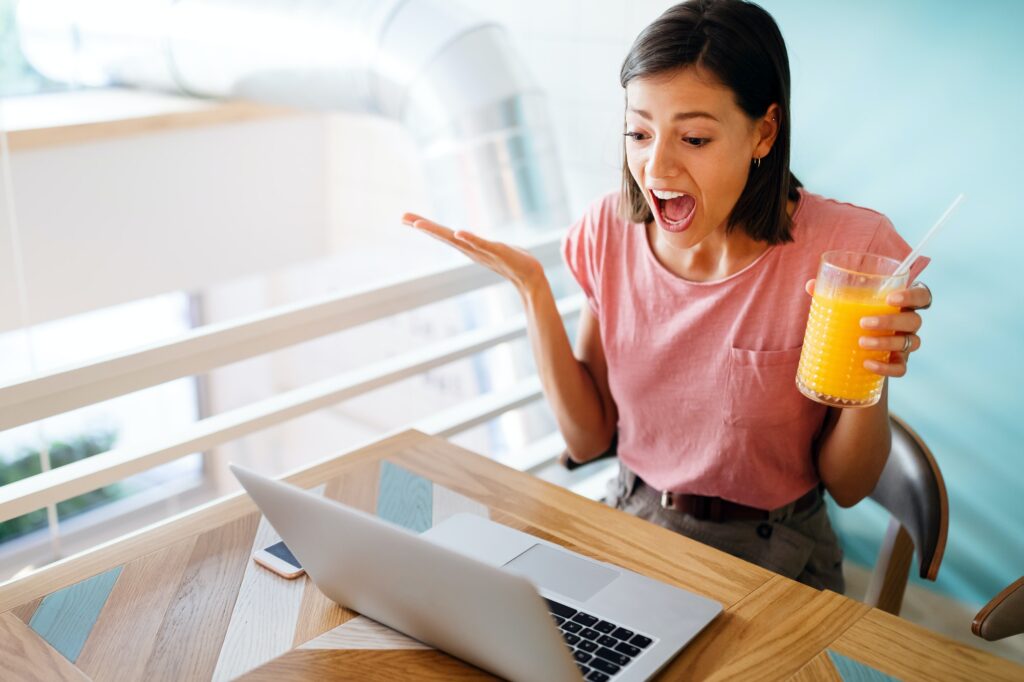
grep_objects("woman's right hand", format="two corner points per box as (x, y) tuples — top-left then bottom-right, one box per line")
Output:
(402, 213), (547, 295)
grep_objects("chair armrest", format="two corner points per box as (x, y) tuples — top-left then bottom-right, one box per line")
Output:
(973, 575), (1024, 641)
(559, 433), (618, 471)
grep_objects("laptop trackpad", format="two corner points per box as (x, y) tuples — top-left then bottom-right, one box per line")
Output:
(503, 544), (618, 603)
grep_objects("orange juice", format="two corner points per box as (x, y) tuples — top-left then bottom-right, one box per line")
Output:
(797, 289), (898, 405)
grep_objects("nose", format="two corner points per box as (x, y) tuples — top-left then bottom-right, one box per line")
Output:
(647, 136), (680, 179)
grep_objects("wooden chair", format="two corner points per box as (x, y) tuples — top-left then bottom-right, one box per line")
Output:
(561, 414), (948, 616)
(972, 576), (1024, 641)
(863, 414), (948, 615)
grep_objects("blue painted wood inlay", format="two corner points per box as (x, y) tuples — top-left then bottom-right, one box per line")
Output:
(377, 461), (433, 533)
(29, 565), (123, 662)
(828, 650), (900, 682)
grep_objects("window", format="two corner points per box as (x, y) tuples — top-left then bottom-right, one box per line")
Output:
(0, 293), (202, 578)
(0, 0), (64, 97)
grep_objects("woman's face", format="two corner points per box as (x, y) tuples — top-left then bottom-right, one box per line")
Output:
(624, 66), (777, 249)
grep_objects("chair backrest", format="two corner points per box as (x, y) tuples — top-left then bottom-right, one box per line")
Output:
(973, 576), (1024, 641)
(864, 414), (949, 615)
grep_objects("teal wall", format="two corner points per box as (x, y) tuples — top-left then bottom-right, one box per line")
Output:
(760, 0), (1023, 606)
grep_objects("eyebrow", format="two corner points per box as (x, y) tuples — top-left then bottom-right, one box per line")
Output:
(627, 107), (720, 122)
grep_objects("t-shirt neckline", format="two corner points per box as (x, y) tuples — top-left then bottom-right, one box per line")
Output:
(640, 187), (807, 287)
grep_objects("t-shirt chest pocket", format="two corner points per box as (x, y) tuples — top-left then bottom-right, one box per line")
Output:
(724, 346), (806, 427)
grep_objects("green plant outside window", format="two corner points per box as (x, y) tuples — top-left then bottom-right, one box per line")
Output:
(0, 430), (123, 543)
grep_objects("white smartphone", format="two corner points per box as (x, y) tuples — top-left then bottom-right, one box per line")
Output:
(253, 540), (305, 579)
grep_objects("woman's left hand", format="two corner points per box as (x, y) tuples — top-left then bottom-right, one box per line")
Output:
(805, 279), (933, 378)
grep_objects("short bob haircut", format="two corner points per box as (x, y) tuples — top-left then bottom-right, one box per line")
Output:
(620, 0), (802, 244)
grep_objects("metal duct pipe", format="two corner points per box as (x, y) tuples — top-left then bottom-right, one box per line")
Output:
(15, 0), (569, 231)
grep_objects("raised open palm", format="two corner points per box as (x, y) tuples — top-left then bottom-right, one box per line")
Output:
(402, 213), (546, 293)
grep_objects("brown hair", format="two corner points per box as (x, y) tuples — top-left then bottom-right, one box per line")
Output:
(620, 0), (802, 244)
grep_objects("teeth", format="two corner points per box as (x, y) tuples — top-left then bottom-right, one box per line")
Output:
(651, 189), (687, 200)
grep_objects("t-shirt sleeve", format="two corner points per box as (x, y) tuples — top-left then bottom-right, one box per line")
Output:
(561, 206), (603, 316)
(866, 215), (930, 284)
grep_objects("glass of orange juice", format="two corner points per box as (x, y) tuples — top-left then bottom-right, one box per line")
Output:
(796, 251), (908, 408)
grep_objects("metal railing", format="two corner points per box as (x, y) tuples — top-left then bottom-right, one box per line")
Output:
(0, 230), (617, 525)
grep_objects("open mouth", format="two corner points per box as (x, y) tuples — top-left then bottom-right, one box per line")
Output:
(649, 188), (697, 233)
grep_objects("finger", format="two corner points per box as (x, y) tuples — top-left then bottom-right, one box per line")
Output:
(454, 230), (513, 257)
(420, 228), (474, 254)
(858, 333), (920, 353)
(886, 284), (932, 310)
(453, 231), (506, 260)
(805, 279), (815, 296)
(455, 232), (526, 270)
(864, 357), (908, 378)
(450, 232), (491, 258)
(860, 311), (923, 333)
(403, 219), (490, 265)
(402, 213), (457, 239)
(402, 212), (447, 233)
(402, 215), (489, 259)
(446, 230), (517, 275)
(452, 230), (492, 250)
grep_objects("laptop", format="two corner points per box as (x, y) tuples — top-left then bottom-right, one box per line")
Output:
(231, 463), (721, 681)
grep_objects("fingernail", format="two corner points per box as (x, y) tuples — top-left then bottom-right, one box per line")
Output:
(861, 317), (879, 329)
(859, 337), (878, 349)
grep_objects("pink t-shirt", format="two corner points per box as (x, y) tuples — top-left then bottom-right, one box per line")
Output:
(562, 188), (927, 509)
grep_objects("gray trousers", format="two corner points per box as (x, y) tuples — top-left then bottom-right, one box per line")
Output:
(607, 464), (845, 594)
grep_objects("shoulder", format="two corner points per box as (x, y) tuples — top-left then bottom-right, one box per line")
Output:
(791, 189), (897, 253)
(576, 190), (626, 233)
(561, 190), (627, 309)
(788, 188), (923, 276)
(563, 189), (625, 254)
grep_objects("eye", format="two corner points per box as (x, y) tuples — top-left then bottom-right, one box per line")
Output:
(683, 137), (709, 147)
(623, 131), (648, 141)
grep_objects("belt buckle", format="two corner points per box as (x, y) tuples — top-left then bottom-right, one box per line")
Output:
(662, 490), (717, 521)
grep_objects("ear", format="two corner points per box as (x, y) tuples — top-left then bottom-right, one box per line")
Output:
(753, 103), (781, 160)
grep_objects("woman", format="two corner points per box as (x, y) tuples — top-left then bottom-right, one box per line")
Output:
(403, 0), (931, 593)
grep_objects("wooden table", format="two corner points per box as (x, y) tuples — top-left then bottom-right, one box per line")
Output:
(1, 430), (1020, 681)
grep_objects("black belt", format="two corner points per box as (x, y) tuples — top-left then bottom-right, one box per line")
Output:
(650, 483), (821, 523)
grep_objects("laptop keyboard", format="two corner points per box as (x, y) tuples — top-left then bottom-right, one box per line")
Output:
(544, 598), (654, 681)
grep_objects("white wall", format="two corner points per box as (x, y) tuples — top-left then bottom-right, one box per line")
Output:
(0, 114), (330, 332)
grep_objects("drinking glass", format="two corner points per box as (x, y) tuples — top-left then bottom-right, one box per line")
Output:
(796, 251), (908, 408)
